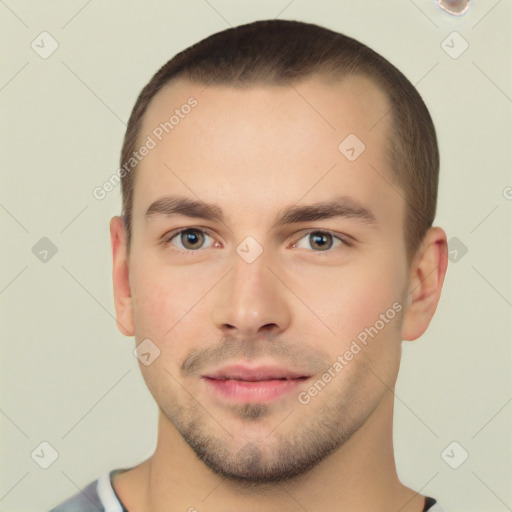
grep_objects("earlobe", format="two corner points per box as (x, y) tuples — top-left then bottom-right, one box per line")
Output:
(401, 227), (448, 341)
(110, 216), (135, 336)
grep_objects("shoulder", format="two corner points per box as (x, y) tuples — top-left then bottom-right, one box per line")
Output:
(425, 498), (448, 512)
(47, 470), (129, 512)
(47, 477), (104, 512)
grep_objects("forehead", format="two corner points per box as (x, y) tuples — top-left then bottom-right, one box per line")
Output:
(133, 74), (396, 223)
(142, 74), (391, 147)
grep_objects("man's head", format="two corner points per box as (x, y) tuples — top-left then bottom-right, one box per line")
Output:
(120, 19), (439, 262)
(111, 20), (447, 485)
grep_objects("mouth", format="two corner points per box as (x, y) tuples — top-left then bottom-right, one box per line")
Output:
(201, 364), (311, 403)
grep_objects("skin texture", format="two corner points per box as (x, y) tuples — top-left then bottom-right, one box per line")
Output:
(110, 76), (448, 512)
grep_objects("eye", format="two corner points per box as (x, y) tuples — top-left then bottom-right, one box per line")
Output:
(166, 228), (216, 251)
(292, 230), (345, 251)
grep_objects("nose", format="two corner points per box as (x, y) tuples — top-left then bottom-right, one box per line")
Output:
(211, 248), (292, 339)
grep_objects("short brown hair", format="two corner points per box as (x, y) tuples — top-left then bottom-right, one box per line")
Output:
(120, 19), (439, 260)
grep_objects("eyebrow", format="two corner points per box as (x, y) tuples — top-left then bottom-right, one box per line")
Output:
(145, 195), (377, 228)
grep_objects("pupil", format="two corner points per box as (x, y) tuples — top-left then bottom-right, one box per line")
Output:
(182, 230), (203, 249)
(311, 232), (332, 250)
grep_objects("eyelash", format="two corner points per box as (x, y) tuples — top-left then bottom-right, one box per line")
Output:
(162, 227), (350, 253)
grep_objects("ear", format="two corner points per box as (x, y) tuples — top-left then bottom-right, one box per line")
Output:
(401, 227), (448, 341)
(110, 216), (135, 336)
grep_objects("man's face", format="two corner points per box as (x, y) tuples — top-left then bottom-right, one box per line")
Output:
(120, 76), (411, 482)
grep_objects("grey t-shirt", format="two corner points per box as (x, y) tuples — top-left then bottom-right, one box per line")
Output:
(48, 468), (447, 512)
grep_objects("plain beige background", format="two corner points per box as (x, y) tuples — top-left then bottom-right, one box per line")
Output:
(1, 1), (511, 511)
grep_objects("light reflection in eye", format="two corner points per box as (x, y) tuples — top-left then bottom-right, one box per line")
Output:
(293, 231), (344, 251)
(164, 228), (346, 252)
(167, 228), (215, 251)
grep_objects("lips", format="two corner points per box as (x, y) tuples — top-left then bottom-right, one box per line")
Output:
(201, 364), (311, 403)
(202, 364), (310, 382)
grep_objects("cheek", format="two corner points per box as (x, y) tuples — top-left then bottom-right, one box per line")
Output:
(129, 256), (222, 354)
(129, 261), (196, 342)
(291, 255), (406, 345)
(338, 262), (406, 378)
(342, 273), (402, 335)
